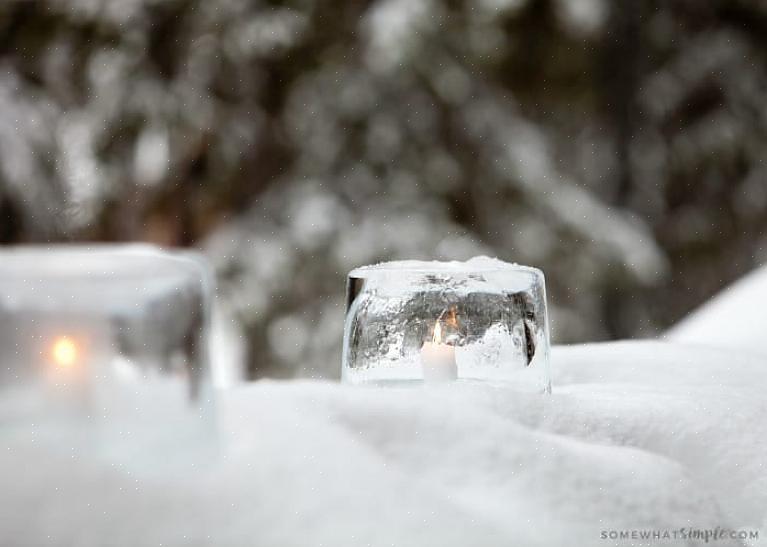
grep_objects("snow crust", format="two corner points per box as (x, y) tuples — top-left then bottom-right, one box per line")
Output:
(0, 244), (207, 314)
(350, 255), (542, 275)
(3, 339), (765, 546)
(348, 256), (544, 295)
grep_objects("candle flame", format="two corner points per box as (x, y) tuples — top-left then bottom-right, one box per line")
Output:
(432, 307), (459, 344)
(51, 336), (79, 368)
(445, 306), (459, 329)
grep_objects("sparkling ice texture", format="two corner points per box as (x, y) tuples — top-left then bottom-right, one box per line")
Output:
(343, 257), (551, 391)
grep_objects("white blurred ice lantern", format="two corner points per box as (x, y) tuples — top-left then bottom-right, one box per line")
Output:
(0, 245), (214, 462)
(343, 257), (551, 392)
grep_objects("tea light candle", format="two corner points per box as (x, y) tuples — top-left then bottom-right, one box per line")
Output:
(0, 245), (216, 445)
(420, 322), (457, 382)
(51, 336), (79, 369)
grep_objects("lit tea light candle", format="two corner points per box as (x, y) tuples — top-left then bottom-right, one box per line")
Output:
(51, 336), (79, 369)
(420, 321), (457, 383)
(40, 332), (92, 417)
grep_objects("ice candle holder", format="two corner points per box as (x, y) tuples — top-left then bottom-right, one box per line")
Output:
(0, 245), (215, 461)
(343, 257), (551, 391)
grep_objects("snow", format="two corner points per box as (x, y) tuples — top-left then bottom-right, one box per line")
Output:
(0, 244), (206, 313)
(2, 264), (767, 546)
(2, 338), (765, 545)
(348, 256), (544, 295)
(350, 255), (537, 274)
(666, 264), (767, 357)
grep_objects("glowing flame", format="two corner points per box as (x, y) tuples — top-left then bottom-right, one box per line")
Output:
(432, 321), (443, 344)
(445, 306), (459, 329)
(432, 307), (459, 344)
(51, 336), (79, 368)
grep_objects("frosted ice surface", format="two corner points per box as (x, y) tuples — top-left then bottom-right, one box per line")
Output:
(351, 255), (535, 273)
(344, 256), (550, 388)
(0, 245), (214, 465)
(0, 246), (211, 386)
(349, 256), (543, 293)
(0, 244), (204, 313)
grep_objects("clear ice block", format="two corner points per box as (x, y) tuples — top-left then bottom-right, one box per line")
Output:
(343, 257), (551, 391)
(0, 245), (215, 462)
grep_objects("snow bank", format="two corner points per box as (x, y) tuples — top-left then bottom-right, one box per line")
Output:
(666, 264), (767, 356)
(2, 340), (765, 546)
(551, 342), (767, 531)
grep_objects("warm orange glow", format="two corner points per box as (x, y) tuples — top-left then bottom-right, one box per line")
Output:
(445, 306), (459, 329)
(432, 307), (459, 343)
(51, 336), (79, 368)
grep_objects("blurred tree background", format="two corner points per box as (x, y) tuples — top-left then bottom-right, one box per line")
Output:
(0, 0), (765, 379)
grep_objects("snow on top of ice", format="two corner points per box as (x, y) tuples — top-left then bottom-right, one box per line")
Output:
(349, 257), (543, 295)
(0, 245), (207, 314)
(350, 255), (542, 276)
(0, 244), (192, 278)
(666, 264), (767, 356)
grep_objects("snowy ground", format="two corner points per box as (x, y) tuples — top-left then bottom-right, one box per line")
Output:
(666, 265), (767, 358)
(2, 268), (766, 547)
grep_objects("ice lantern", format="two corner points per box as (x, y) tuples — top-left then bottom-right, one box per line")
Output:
(0, 245), (214, 456)
(342, 257), (551, 391)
